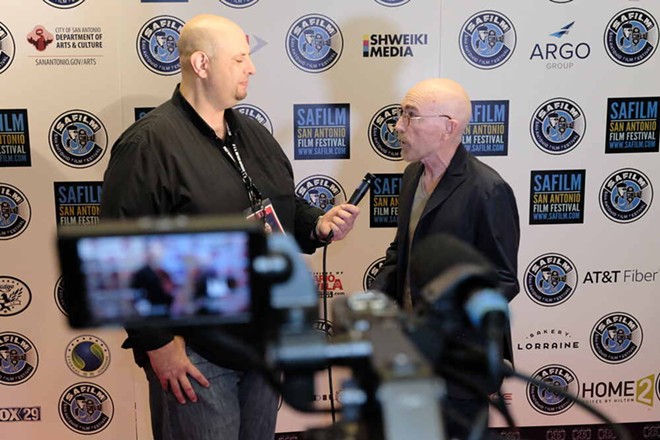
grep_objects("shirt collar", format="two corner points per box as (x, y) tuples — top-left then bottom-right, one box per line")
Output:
(171, 83), (240, 140)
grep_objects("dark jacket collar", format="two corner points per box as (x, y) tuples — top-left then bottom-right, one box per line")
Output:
(171, 84), (240, 141)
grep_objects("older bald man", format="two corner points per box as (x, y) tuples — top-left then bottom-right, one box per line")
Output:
(371, 78), (520, 439)
(101, 14), (359, 440)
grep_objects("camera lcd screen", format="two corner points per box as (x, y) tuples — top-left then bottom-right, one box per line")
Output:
(58, 217), (266, 329)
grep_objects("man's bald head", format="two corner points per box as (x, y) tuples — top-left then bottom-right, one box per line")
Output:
(178, 14), (246, 72)
(405, 78), (472, 135)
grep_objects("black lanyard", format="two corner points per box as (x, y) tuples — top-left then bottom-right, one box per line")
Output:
(218, 123), (263, 215)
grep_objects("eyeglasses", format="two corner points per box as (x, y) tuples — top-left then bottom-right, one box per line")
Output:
(393, 108), (453, 127)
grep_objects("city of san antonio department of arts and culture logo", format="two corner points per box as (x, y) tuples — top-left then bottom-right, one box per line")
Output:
(590, 312), (642, 364)
(527, 364), (579, 415)
(599, 168), (653, 223)
(286, 14), (343, 73)
(459, 10), (516, 69)
(604, 8), (658, 67)
(49, 110), (107, 168)
(530, 98), (586, 155)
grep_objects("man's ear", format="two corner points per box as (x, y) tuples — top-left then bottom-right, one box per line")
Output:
(189, 51), (209, 79)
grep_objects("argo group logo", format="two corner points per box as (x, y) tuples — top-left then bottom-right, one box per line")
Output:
(368, 104), (401, 161)
(604, 8), (658, 67)
(43, 0), (86, 8)
(0, 22), (16, 75)
(527, 364), (579, 415)
(606, 97), (659, 153)
(286, 14), (343, 73)
(599, 168), (653, 223)
(295, 175), (345, 213)
(234, 104), (273, 134)
(58, 382), (114, 434)
(49, 110), (108, 168)
(590, 312), (642, 364)
(0, 332), (39, 385)
(0, 183), (31, 240)
(463, 100), (509, 156)
(530, 21), (592, 70)
(136, 16), (184, 75)
(530, 98), (586, 155)
(0, 276), (31, 316)
(524, 253), (578, 306)
(65, 335), (110, 378)
(219, 0), (260, 8)
(363, 257), (386, 291)
(459, 10), (516, 69)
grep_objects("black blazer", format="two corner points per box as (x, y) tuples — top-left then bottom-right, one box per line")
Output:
(371, 145), (520, 393)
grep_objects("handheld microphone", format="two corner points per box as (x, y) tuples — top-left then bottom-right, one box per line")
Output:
(324, 173), (375, 242)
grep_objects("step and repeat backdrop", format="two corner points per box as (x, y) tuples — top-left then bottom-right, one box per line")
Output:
(1, 0), (659, 439)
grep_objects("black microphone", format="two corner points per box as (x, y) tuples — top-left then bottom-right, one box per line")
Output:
(324, 173), (375, 242)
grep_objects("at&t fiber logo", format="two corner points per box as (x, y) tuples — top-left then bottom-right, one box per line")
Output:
(459, 11), (516, 69)
(604, 8), (658, 67)
(136, 16), (184, 75)
(286, 14), (343, 73)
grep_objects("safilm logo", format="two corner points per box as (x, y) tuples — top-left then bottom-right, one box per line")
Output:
(0, 332), (39, 385)
(54, 181), (102, 226)
(530, 170), (585, 224)
(0, 183), (31, 240)
(530, 98), (586, 154)
(363, 257), (386, 291)
(527, 364), (579, 415)
(0, 276), (31, 316)
(137, 16), (184, 75)
(590, 312), (642, 364)
(604, 8), (658, 67)
(363, 33), (428, 57)
(219, 0), (260, 8)
(66, 335), (110, 378)
(463, 100), (509, 156)
(295, 175), (346, 213)
(370, 173), (402, 228)
(294, 104), (350, 160)
(516, 328), (579, 353)
(286, 14), (343, 73)
(0, 22), (16, 75)
(49, 110), (108, 168)
(606, 97), (659, 153)
(234, 104), (273, 134)
(0, 109), (31, 167)
(524, 253), (578, 306)
(599, 168), (653, 223)
(530, 22), (591, 70)
(43, 0), (86, 8)
(369, 104), (401, 161)
(459, 10), (516, 69)
(375, 0), (411, 6)
(59, 382), (114, 434)
(54, 275), (68, 316)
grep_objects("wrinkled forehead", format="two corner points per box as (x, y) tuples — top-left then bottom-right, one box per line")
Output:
(401, 86), (445, 113)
